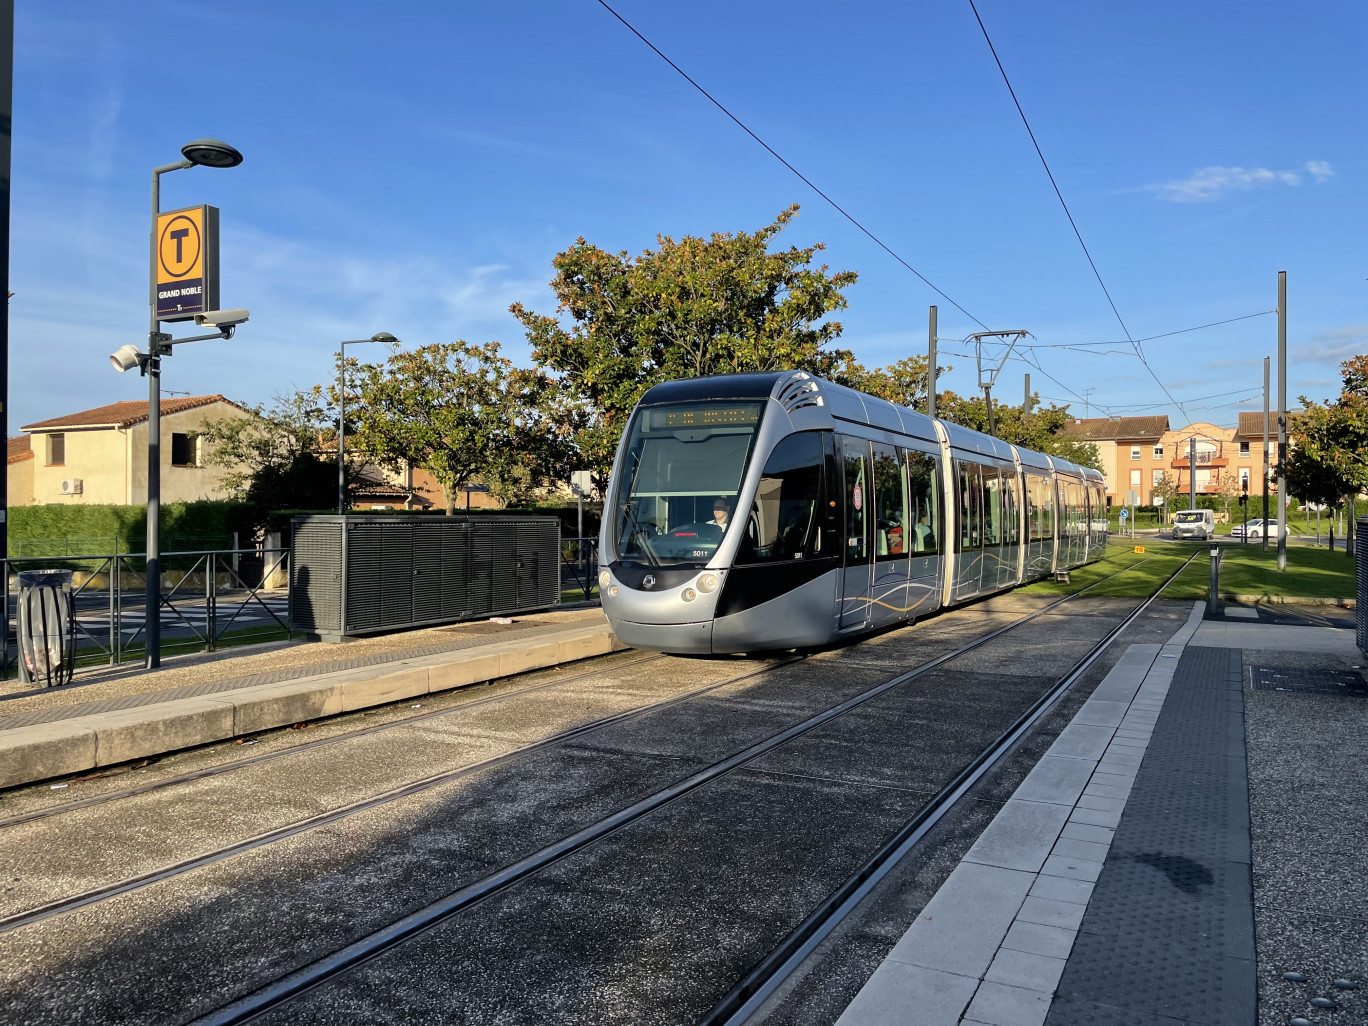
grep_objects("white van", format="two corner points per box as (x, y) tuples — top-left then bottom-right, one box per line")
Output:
(1172, 509), (1215, 541)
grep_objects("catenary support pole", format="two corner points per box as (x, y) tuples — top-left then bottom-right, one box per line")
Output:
(926, 306), (937, 419)
(1189, 436), (1197, 511)
(0, 1), (11, 567)
(985, 385), (996, 437)
(1277, 271), (1287, 571)
(1023, 372), (1030, 413)
(1262, 356), (1270, 552)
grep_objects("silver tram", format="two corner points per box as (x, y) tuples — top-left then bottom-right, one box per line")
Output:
(598, 371), (1108, 654)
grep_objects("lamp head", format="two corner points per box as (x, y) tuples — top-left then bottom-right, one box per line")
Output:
(110, 345), (146, 373)
(370, 332), (398, 344)
(180, 138), (243, 168)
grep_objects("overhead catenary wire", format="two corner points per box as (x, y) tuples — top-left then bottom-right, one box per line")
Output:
(965, 0), (1189, 419)
(594, 0), (988, 330)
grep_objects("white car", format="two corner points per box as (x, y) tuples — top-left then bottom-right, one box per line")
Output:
(1229, 518), (1284, 540)
(1172, 509), (1215, 540)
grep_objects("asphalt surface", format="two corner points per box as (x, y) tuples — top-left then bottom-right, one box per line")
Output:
(0, 588), (1192, 1026)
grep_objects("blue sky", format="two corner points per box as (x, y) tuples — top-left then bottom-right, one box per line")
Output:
(11, 0), (1364, 432)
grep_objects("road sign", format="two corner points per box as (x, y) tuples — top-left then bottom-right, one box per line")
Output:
(570, 470), (594, 498)
(1119, 509), (1129, 521)
(155, 205), (219, 321)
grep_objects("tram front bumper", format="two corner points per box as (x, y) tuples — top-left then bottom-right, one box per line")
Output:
(605, 617), (714, 655)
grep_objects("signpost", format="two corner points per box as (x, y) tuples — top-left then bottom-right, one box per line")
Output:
(154, 205), (218, 321)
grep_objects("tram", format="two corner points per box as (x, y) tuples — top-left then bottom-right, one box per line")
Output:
(598, 371), (1108, 654)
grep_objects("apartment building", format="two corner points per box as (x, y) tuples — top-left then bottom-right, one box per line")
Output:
(1060, 416), (1169, 506)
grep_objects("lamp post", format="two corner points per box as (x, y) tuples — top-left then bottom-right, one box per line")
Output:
(143, 138), (243, 670)
(337, 333), (398, 515)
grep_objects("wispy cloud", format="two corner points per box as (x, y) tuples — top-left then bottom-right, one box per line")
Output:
(1294, 324), (1366, 365)
(1148, 161), (1333, 203)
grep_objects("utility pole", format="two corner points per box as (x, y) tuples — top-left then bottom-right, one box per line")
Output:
(1023, 372), (1031, 413)
(0, 1), (11, 569)
(1189, 436), (1197, 511)
(985, 385), (996, 437)
(926, 306), (937, 420)
(1262, 356), (1270, 552)
(1276, 271), (1287, 571)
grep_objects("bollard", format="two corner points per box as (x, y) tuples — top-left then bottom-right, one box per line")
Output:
(1208, 543), (1222, 616)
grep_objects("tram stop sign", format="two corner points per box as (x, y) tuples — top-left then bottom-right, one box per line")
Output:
(155, 205), (220, 321)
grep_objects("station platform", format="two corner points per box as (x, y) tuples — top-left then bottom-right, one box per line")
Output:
(0, 608), (622, 790)
(835, 603), (1366, 1026)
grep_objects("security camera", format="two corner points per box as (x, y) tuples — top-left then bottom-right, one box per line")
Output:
(194, 308), (250, 329)
(110, 345), (146, 373)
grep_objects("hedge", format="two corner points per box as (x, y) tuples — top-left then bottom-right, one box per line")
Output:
(263, 504), (604, 545)
(7, 502), (244, 559)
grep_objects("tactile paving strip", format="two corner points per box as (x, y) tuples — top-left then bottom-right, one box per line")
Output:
(1250, 665), (1368, 696)
(1045, 646), (1256, 1026)
(0, 619), (586, 731)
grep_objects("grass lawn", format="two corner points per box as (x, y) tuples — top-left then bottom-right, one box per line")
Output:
(1020, 538), (1356, 601)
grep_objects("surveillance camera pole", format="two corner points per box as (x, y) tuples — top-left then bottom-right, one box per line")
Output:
(145, 158), (191, 669)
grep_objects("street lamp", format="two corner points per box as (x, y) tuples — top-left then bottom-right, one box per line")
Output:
(132, 139), (243, 669)
(337, 333), (398, 514)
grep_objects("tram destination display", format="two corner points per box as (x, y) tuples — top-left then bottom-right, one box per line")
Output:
(650, 405), (761, 430)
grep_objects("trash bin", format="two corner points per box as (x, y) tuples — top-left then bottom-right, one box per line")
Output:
(16, 569), (74, 686)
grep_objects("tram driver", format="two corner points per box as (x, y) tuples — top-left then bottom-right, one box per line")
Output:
(707, 498), (732, 528)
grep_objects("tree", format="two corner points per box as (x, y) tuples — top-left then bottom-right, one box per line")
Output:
(1214, 470), (1242, 523)
(350, 341), (571, 515)
(198, 391), (346, 535)
(1283, 354), (1368, 555)
(1151, 471), (1180, 515)
(841, 354), (949, 410)
(929, 391), (1103, 470)
(511, 205), (857, 488)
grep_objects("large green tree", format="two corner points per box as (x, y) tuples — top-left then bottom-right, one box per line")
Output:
(1283, 353), (1368, 555)
(927, 390), (1102, 470)
(350, 341), (571, 514)
(510, 205), (856, 487)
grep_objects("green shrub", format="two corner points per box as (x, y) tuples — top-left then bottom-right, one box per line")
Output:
(8, 502), (244, 559)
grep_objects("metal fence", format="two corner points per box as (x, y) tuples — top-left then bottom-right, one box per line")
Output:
(559, 536), (599, 602)
(1, 546), (291, 681)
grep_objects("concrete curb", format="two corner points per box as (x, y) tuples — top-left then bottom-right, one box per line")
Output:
(0, 623), (626, 791)
(1221, 594), (1355, 608)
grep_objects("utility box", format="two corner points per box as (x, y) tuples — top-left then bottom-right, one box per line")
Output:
(290, 515), (561, 641)
(1357, 518), (1367, 657)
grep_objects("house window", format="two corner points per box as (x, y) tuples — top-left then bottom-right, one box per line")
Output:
(1153, 445), (1163, 458)
(1130, 446), (1141, 461)
(1129, 469), (1142, 488)
(1152, 469), (1165, 486)
(1239, 441), (1250, 457)
(171, 432), (200, 468)
(47, 434), (65, 466)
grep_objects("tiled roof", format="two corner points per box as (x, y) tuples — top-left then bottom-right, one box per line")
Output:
(1233, 410), (1299, 439)
(1060, 416), (1170, 442)
(7, 434), (31, 464)
(21, 395), (238, 431)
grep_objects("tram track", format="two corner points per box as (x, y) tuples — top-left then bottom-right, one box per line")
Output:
(169, 553), (1186, 1026)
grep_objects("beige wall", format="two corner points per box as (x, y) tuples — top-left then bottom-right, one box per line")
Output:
(7, 457), (33, 506)
(29, 403), (252, 506)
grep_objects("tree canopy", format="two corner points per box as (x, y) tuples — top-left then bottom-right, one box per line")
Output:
(1283, 353), (1368, 554)
(349, 341), (571, 514)
(511, 205), (856, 486)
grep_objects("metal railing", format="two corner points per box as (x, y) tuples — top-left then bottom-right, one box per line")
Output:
(1, 546), (291, 682)
(559, 537), (599, 602)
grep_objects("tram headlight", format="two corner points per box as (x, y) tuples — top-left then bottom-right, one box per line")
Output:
(608, 585), (619, 598)
(696, 572), (719, 593)
(598, 569), (611, 588)
(681, 587), (697, 602)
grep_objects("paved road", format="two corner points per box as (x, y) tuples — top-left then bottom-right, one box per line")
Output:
(0, 589), (1194, 1025)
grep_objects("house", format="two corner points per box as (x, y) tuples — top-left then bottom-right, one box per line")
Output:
(351, 462), (501, 511)
(1060, 416), (1169, 505)
(18, 396), (253, 505)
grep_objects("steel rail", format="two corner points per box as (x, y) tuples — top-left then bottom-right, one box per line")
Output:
(0, 651), (667, 830)
(702, 550), (1202, 1026)
(0, 654), (797, 936)
(185, 551), (1169, 1026)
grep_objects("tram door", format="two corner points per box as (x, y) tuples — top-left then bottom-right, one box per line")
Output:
(838, 436), (874, 628)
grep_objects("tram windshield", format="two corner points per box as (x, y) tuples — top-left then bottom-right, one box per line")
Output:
(610, 401), (765, 566)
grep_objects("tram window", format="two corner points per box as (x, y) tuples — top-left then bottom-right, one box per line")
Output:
(984, 470), (1002, 546)
(905, 450), (939, 555)
(1004, 473), (1019, 544)
(872, 444), (906, 560)
(843, 438), (870, 563)
(1029, 475), (1053, 540)
(958, 462), (982, 551)
(736, 432), (824, 565)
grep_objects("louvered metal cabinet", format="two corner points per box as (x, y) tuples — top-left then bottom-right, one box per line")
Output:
(290, 515), (561, 640)
(1357, 518), (1366, 657)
